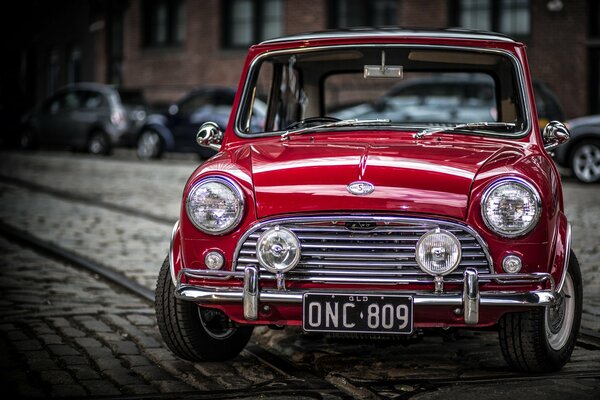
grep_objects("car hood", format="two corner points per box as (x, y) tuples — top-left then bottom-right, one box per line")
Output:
(248, 136), (520, 220)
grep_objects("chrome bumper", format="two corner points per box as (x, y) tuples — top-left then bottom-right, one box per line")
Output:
(175, 267), (557, 325)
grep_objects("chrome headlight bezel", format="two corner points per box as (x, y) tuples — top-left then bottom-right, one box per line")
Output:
(415, 228), (462, 276)
(481, 177), (541, 238)
(256, 226), (301, 274)
(185, 176), (245, 235)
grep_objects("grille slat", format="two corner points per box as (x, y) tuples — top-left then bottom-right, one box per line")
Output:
(234, 217), (492, 283)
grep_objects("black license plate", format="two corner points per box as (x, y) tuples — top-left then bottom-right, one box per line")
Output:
(302, 293), (413, 334)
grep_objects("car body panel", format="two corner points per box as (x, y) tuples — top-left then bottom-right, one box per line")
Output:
(170, 29), (570, 331)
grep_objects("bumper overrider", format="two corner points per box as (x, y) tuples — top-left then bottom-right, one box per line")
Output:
(174, 267), (557, 325)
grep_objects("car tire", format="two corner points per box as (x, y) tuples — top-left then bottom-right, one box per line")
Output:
(498, 250), (582, 372)
(569, 139), (600, 183)
(155, 256), (254, 361)
(136, 129), (163, 160)
(20, 129), (37, 150)
(87, 131), (112, 156)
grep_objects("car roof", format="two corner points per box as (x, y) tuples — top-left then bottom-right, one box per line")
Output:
(260, 27), (516, 45)
(57, 82), (116, 94)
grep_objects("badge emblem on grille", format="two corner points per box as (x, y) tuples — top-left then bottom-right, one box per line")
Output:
(347, 181), (375, 195)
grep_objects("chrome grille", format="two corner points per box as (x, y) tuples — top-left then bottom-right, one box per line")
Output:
(233, 216), (492, 283)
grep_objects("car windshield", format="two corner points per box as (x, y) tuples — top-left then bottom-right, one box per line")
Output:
(237, 46), (527, 136)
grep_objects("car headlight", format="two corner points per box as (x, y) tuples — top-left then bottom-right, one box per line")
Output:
(481, 178), (541, 237)
(186, 177), (244, 235)
(256, 226), (301, 274)
(415, 228), (462, 276)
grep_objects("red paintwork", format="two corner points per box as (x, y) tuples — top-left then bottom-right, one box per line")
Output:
(171, 32), (569, 329)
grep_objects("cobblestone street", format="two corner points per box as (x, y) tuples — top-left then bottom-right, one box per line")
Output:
(0, 150), (599, 398)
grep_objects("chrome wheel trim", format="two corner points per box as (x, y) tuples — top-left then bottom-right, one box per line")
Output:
(137, 131), (160, 158)
(572, 143), (600, 182)
(89, 133), (107, 154)
(198, 308), (236, 340)
(545, 272), (575, 351)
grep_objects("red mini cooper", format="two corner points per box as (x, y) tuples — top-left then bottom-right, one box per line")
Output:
(155, 28), (581, 373)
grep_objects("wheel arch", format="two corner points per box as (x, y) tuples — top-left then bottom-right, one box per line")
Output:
(169, 220), (183, 286)
(549, 213), (571, 293)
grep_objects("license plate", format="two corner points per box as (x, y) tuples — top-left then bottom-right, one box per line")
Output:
(302, 293), (413, 334)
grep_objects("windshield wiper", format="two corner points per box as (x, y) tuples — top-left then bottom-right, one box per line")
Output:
(414, 122), (517, 139)
(281, 118), (391, 141)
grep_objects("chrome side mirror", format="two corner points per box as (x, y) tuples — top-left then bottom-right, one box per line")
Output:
(196, 122), (223, 151)
(543, 121), (570, 152)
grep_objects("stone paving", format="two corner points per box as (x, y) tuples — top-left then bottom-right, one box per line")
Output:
(0, 236), (289, 398)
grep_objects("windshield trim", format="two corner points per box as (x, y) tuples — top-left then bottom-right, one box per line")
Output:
(234, 44), (532, 140)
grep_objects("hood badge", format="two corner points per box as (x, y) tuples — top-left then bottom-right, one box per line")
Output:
(347, 181), (375, 196)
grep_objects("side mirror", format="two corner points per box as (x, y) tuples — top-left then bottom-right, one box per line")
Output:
(196, 121), (223, 151)
(542, 120), (570, 152)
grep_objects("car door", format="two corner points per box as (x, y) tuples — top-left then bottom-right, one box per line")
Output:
(170, 91), (214, 152)
(36, 91), (81, 145)
(70, 90), (111, 148)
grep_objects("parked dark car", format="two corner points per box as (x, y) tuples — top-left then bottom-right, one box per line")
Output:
(20, 83), (147, 155)
(331, 76), (563, 129)
(136, 87), (265, 160)
(553, 114), (600, 183)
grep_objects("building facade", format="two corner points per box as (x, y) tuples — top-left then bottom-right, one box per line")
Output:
(4, 0), (596, 123)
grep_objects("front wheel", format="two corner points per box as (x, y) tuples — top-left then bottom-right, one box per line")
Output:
(155, 257), (254, 361)
(570, 139), (600, 183)
(88, 131), (112, 155)
(498, 250), (582, 372)
(136, 129), (163, 160)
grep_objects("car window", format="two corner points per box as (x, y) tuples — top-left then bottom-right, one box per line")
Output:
(178, 93), (212, 116)
(81, 91), (108, 109)
(240, 47), (524, 135)
(45, 91), (81, 114)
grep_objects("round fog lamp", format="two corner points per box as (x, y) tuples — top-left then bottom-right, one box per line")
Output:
(205, 251), (225, 270)
(502, 255), (522, 274)
(415, 229), (462, 276)
(256, 226), (301, 274)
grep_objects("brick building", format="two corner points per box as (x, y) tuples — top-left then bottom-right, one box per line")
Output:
(2, 0), (597, 127)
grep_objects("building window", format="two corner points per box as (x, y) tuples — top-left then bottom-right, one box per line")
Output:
(67, 48), (82, 84)
(142, 0), (185, 47)
(47, 50), (60, 96)
(454, 0), (530, 37)
(222, 0), (283, 49)
(328, 0), (397, 29)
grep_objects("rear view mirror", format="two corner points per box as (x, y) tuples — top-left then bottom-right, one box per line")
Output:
(364, 51), (403, 79)
(196, 122), (223, 151)
(542, 121), (570, 152)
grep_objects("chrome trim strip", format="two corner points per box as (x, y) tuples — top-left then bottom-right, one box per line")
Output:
(463, 268), (480, 325)
(169, 220), (180, 286)
(182, 268), (552, 288)
(259, 30), (516, 45)
(556, 222), (572, 293)
(243, 266), (259, 320)
(234, 44), (531, 139)
(231, 215), (494, 273)
(480, 177), (542, 238)
(175, 286), (556, 307)
(185, 176), (245, 235)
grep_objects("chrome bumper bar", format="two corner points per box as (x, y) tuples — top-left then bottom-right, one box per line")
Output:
(175, 267), (557, 325)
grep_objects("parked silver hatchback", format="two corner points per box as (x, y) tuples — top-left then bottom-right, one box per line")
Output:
(20, 83), (147, 155)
